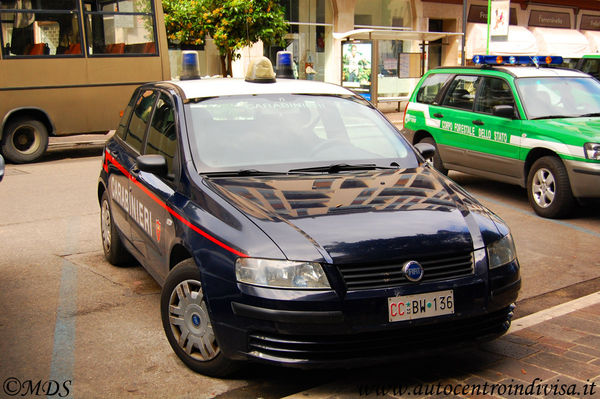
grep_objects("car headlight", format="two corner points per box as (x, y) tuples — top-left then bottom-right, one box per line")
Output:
(235, 258), (331, 289)
(584, 143), (600, 160)
(487, 234), (517, 269)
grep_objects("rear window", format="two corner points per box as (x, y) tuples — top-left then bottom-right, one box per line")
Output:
(416, 73), (452, 104)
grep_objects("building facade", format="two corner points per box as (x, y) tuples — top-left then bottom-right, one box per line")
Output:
(174, 0), (600, 104)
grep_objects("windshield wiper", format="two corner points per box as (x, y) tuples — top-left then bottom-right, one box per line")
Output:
(203, 169), (284, 177)
(577, 112), (600, 118)
(288, 163), (396, 174)
(530, 115), (574, 120)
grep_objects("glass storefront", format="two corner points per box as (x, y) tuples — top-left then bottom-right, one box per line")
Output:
(265, 0), (333, 81)
(353, 0), (417, 99)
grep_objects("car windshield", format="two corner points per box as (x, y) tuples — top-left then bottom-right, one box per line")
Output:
(516, 77), (600, 120)
(186, 94), (417, 174)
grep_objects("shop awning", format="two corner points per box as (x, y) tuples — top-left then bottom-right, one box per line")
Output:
(333, 29), (463, 42)
(530, 27), (590, 58)
(465, 23), (538, 59)
(583, 31), (600, 54)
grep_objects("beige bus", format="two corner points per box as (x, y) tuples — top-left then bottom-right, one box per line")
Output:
(0, 0), (170, 163)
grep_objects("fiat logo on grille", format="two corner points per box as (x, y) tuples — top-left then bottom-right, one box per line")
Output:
(402, 261), (424, 282)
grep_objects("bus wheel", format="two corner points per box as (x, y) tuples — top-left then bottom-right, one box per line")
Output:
(1, 118), (49, 163)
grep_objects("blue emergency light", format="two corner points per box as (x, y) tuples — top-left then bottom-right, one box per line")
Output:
(472, 55), (563, 66)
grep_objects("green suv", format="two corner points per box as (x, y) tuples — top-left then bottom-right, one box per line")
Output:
(402, 56), (600, 218)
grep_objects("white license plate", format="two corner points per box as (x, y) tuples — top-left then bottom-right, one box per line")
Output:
(388, 290), (454, 322)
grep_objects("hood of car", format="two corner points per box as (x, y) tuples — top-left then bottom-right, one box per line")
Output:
(524, 118), (600, 142)
(206, 168), (503, 264)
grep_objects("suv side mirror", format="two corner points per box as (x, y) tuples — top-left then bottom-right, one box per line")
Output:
(493, 105), (515, 119)
(136, 154), (168, 177)
(414, 142), (436, 161)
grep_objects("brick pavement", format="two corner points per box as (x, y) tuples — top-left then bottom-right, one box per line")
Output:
(284, 294), (600, 399)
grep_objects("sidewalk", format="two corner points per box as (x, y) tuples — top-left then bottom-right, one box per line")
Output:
(284, 292), (600, 399)
(47, 130), (114, 151)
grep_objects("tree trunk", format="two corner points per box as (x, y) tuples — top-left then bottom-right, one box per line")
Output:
(220, 55), (227, 77)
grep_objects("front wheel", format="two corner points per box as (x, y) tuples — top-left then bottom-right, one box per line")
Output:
(419, 136), (448, 175)
(527, 156), (575, 219)
(1, 117), (49, 163)
(161, 259), (239, 377)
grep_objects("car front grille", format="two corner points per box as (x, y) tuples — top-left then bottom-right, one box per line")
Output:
(337, 252), (474, 290)
(247, 306), (513, 362)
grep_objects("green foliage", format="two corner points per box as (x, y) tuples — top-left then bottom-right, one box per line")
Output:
(163, 0), (206, 46)
(162, 0), (288, 74)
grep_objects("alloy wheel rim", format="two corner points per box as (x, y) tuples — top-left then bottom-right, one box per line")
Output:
(101, 199), (112, 252)
(168, 279), (220, 361)
(532, 168), (556, 208)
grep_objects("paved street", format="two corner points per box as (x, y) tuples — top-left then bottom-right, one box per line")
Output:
(0, 145), (599, 398)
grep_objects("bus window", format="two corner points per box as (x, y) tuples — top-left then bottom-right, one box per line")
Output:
(0, 0), (82, 57)
(83, 0), (157, 56)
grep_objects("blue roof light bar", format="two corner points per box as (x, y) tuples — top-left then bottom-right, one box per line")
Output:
(472, 55), (563, 66)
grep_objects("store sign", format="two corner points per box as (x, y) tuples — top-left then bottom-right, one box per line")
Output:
(581, 14), (600, 31)
(528, 10), (571, 29)
(490, 1), (510, 37)
(468, 5), (517, 25)
(341, 41), (372, 101)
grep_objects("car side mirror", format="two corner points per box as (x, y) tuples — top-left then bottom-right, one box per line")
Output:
(136, 154), (168, 177)
(493, 105), (515, 119)
(0, 154), (4, 182)
(414, 142), (436, 161)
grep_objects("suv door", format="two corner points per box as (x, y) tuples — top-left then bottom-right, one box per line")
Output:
(470, 76), (522, 178)
(130, 92), (179, 283)
(436, 75), (483, 168)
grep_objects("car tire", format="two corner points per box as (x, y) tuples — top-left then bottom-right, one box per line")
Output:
(100, 191), (133, 266)
(161, 259), (239, 377)
(527, 156), (575, 219)
(1, 117), (49, 164)
(420, 136), (448, 175)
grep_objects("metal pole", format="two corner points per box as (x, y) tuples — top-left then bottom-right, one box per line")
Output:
(462, 0), (467, 65)
(486, 0), (491, 55)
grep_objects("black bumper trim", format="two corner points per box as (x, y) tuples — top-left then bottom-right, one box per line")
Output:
(231, 302), (344, 324)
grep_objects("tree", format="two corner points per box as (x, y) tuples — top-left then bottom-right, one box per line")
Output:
(163, 0), (288, 77)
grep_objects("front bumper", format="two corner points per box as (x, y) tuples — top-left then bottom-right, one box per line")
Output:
(565, 159), (600, 198)
(206, 257), (520, 368)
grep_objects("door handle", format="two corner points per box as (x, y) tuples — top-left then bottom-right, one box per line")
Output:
(433, 113), (444, 118)
(472, 120), (484, 126)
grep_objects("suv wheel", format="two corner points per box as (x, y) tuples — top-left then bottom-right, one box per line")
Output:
(420, 137), (448, 175)
(527, 156), (575, 218)
(161, 259), (239, 377)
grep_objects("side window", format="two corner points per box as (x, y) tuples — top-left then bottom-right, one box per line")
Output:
(115, 90), (137, 139)
(124, 89), (156, 153)
(144, 93), (177, 176)
(0, 0), (83, 57)
(442, 75), (481, 111)
(83, 0), (157, 56)
(474, 77), (515, 115)
(416, 73), (451, 104)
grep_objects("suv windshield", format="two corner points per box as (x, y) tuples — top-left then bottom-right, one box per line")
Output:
(186, 94), (417, 173)
(516, 77), (600, 120)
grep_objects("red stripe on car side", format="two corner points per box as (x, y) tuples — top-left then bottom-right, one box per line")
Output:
(105, 150), (248, 258)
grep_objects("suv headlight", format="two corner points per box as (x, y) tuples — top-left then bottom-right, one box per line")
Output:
(235, 258), (331, 289)
(487, 234), (517, 269)
(584, 143), (600, 160)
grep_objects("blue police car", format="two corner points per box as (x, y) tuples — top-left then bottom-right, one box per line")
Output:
(98, 57), (520, 376)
